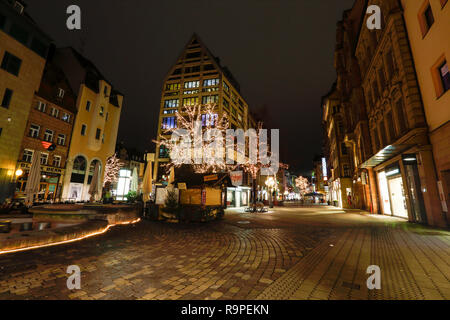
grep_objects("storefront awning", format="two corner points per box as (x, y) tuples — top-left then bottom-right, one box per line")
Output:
(360, 144), (412, 169)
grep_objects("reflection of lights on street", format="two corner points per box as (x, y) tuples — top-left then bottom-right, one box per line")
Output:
(0, 218), (141, 255)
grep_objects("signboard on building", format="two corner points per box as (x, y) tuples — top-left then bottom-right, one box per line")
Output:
(230, 171), (243, 187)
(204, 174), (218, 182)
(322, 157), (328, 181)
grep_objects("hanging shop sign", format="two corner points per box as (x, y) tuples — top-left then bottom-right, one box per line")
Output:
(230, 171), (243, 187)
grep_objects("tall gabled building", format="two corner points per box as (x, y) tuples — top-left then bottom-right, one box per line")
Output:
(154, 34), (254, 184)
(52, 47), (124, 202)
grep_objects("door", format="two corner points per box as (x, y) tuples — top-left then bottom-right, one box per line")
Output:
(388, 176), (408, 218)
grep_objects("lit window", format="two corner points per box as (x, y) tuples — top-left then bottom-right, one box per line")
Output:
(37, 101), (46, 112)
(184, 81), (199, 89)
(57, 88), (65, 98)
(223, 81), (229, 92)
(99, 106), (104, 116)
(202, 95), (219, 104)
(29, 124), (40, 138)
(40, 153), (48, 165)
(22, 149), (34, 162)
(161, 117), (177, 130)
(53, 156), (61, 168)
(44, 129), (54, 142)
(182, 97), (198, 106)
(62, 113), (71, 123)
(203, 78), (219, 87)
(439, 61), (450, 93)
(201, 114), (218, 127)
(166, 83), (180, 91)
(164, 99), (179, 108)
(51, 108), (59, 118)
(57, 134), (66, 145)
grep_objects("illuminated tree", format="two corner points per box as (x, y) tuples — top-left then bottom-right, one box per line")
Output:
(103, 153), (123, 187)
(155, 103), (231, 174)
(295, 176), (311, 198)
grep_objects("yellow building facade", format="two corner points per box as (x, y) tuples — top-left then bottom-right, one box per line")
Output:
(0, 0), (51, 202)
(52, 48), (123, 202)
(401, 0), (450, 222)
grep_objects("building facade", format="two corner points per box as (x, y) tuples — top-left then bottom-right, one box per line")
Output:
(154, 34), (255, 208)
(0, 0), (51, 202)
(401, 0), (450, 222)
(52, 48), (124, 202)
(15, 62), (76, 201)
(322, 84), (355, 209)
(323, 0), (448, 227)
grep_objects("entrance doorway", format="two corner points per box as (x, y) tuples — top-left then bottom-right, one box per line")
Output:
(388, 176), (408, 219)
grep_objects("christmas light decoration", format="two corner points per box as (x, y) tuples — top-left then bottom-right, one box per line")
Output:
(295, 176), (311, 198)
(103, 153), (123, 187)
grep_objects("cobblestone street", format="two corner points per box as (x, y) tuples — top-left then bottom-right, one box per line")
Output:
(0, 206), (449, 300)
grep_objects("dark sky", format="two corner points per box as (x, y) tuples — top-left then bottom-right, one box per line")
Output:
(26, 0), (355, 176)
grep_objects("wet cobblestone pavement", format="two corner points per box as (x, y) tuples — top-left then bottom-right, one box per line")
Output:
(0, 207), (449, 300)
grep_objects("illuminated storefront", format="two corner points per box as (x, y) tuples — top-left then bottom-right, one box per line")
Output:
(113, 169), (132, 200)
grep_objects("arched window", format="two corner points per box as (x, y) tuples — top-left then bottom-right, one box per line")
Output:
(71, 156), (87, 183)
(88, 160), (102, 184)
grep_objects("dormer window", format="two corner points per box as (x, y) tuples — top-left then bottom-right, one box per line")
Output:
(13, 1), (24, 14)
(57, 88), (65, 99)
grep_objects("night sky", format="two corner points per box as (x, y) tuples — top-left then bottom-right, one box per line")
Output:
(26, 0), (355, 176)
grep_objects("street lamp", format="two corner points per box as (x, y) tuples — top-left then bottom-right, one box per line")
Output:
(265, 176), (275, 208)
